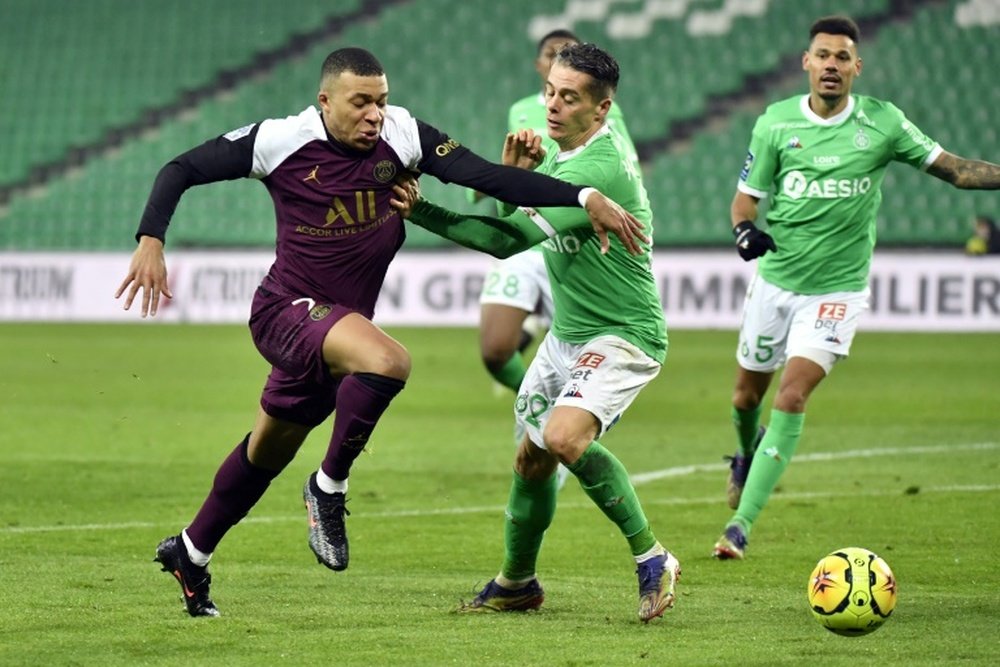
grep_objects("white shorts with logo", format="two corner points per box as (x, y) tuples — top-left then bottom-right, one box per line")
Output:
(479, 248), (553, 321)
(737, 273), (869, 373)
(515, 333), (661, 447)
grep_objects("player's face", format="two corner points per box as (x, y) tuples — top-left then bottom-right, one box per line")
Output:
(318, 71), (388, 151)
(544, 62), (609, 150)
(535, 37), (577, 80)
(803, 32), (861, 102)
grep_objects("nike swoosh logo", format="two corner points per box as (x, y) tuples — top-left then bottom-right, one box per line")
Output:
(306, 500), (317, 528)
(174, 570), (195, 598)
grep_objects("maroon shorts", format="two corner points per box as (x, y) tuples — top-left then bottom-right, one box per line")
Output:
(249, 278), (355, 427)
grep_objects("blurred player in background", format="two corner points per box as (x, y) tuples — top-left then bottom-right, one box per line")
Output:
(964, 214), (1000, 255)
(406, 43), (680, 623)
(115, 47), (645, 617)
(477, 29), (642, 487)
(715, 15), (1000, 560)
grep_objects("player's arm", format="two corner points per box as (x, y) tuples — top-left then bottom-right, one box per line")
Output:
(730, 116), (778, 262)
(405, 198), (597, 259)
(116, 128), (257, 317)
(415, 121), (646, 254)
(926, 151), (1000, 190)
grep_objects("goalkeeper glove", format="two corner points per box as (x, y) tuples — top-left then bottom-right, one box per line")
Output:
(732, 220), (776, 261)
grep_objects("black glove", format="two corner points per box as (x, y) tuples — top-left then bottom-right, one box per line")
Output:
(732, 220), (776, 261)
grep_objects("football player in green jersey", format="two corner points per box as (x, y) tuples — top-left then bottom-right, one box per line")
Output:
(477, 29), (643, 490)
(405, 42), (680, 623)
(713, 15), (1000, 560)
(477, 30), (639, 392)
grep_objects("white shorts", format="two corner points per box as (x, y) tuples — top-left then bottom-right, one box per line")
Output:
(737, 273), (869, 374)
(515, 333), (661, 447)
(479, 249), (553, 321)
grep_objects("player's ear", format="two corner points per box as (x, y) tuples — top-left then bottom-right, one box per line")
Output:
(855, 57), (862, 76)
(597, 97), (612, 120)
(802, 50), (810, 71)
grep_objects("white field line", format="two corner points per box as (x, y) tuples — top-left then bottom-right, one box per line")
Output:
(2, 442), (997, 536)
(629, 441), (1000, 484)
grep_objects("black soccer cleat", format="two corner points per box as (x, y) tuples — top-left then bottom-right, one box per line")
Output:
(303, 473), (350, 571)
(154, 535), (220, 617)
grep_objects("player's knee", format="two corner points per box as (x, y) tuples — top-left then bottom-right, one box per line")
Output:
(514, 440), (558, 480)
(733, 368), (772, 409)
(732, 383), (765, 410)
(774, 389), (809, 413)
(542, 425), (588, 464)
(480, 345), (514, 373)
(362, 346), (412, 381)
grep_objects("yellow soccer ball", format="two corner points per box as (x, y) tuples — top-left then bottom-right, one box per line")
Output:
(807, 546), (897, 636)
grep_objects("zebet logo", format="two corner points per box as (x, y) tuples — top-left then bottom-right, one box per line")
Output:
(815, 302), (847, 344)
(782, 170), (871, 200)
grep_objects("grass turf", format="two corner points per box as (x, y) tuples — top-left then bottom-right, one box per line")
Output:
(0, 324), (997, 665)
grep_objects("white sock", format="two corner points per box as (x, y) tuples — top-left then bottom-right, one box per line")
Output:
(316, 468), (348, 495)
(634, 543), (666, 564)
(181, 529), (212, 567)
(496, 573), (535, 589)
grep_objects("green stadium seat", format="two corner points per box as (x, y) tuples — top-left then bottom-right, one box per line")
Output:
(1, 0), (995, 250)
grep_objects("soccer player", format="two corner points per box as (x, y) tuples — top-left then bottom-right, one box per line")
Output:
(714, 15), (1000, 560)
(114, 47), (646, 617)
(477, 29), (641, 398)
(405, 43), (680, 623)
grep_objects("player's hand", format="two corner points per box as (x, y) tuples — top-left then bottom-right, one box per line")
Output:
(582, 189), (649, 255)
(502, 129), (546, 171)
(732, 220), (777, 261)
(390, 172), (421, 218)
(114, 235), (172, 317)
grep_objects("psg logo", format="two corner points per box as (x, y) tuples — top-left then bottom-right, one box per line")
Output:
(373, 160), (397, 183)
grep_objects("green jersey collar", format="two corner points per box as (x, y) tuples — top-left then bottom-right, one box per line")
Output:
(556, 123), (612, 162)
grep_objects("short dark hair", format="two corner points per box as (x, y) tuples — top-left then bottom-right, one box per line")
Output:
(553, 42), (619, 100)
(321, 47), (385, 81)
(536, 29), (579, 55)
(810, 15), (861, 44)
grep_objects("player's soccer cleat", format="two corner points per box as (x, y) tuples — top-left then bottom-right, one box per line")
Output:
(154, 535), (219, 617)
(636, 550), (681, 623)
(712, 524), (748, 560)
(303, 473), (350, 571)
(457, 578), (545, 613)
(725, 425), (766, 509)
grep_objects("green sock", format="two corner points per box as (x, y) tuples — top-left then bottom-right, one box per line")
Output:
(732, 405), (763, 456)
(500, 471), (557, 581)
(567, 441), (656, 556)
(490, 353), (527, 392)
(731, 409), (805, 535)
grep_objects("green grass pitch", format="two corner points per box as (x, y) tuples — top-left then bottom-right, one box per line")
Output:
(1, 324), (998, 665)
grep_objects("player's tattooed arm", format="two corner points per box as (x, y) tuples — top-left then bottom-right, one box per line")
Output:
(927, 151), (1000, 190)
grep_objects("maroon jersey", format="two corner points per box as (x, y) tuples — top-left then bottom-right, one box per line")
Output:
(136, 104), (585, 317)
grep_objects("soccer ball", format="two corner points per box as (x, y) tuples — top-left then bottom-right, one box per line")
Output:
(807, 546), (897, 636)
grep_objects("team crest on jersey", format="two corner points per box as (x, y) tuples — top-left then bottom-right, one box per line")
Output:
(853, 127), (871, 150)
(373, 160), (397, 183)
(787, 136), (803, 149)
(309, 304), (333, 321)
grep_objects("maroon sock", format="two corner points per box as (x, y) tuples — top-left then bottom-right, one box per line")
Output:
(186, 434), (280, 553)
(321, 373), (405, 481)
